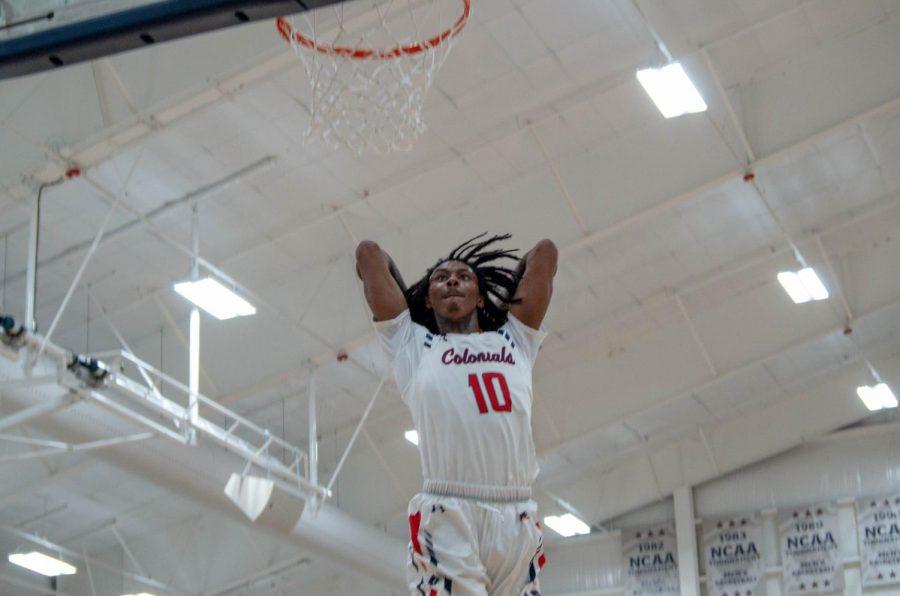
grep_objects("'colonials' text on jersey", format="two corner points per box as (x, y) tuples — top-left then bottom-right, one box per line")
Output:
(441, 346), (515, 366)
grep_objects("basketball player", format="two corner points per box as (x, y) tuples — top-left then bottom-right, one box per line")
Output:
(355, 234), (558, 596)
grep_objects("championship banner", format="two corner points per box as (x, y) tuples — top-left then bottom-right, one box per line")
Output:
(622, 523), (679, 596)
(856, 494), (900, 587)
(778, 504), (843, 593)
(703, 515), (765, 596)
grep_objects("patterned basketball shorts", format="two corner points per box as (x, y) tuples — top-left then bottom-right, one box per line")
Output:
(407, 493), (545, 596)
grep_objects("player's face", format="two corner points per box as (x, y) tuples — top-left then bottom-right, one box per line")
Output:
(426, 260), (484, 322)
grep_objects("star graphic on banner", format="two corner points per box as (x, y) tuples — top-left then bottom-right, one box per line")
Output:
(793, 511), (800, 518)
(805, 510), (812, 517)
(648, 530), (655, 538)
(816, 508), (823, 515)
(659, 529), (665, 536)
(812, 581), (818, 588)
(799, 583), (806, 590)
(741, 518), (747, 526)
(885, 499), (891, 507)
(878, 573), (884, 580)
(891, 571), (897, 579)
(872, 501), (878, 507)
(894, 497), (900, 505)
(717, 521), (723, 529)
(824, 580), (830, 587)
(729, 520), (735, 527)
(636, 532), (642, 539)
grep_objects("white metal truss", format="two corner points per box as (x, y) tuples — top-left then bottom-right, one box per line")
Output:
(0, 327), (328, 504)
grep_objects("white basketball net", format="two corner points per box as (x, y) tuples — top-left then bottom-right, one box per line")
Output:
(278, 0), (469, 154)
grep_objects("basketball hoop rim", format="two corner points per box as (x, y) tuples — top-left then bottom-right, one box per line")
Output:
(275, 0), (471, 60)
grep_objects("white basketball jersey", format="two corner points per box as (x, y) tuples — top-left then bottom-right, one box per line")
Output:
(376, 309), (547, 499)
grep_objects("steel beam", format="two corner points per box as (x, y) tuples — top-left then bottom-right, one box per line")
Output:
(37, 202), (117, 360)
(111, 524), (147, 578)
(0, 374), (59, 391)
(0, 396), (73, 432)
(327, 373), (388, 494)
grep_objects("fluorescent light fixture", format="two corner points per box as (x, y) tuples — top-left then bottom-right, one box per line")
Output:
(543, 513), (590, 538)
(122, 593), (156, 596)
(8, 552), (77, 576)
(173, 278), (256, 320)
(636, 62), (707, 118)
(797, 268), (829, 300)
(777, 271), (810, 303)
(857, 383), (897, 411)
(873, 383), (898, 408)
(857, 385), (881, 411)
(778, 268), (828, 304)
(404, 430), (419, 446)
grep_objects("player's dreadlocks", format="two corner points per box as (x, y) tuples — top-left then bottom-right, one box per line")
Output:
(405, 233), (522, 334)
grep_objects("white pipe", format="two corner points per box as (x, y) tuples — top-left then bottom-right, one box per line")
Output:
(111, 524), (147, 578)
(24, 188), (39, 332)
(0, 397), (72, 432)
(188, 202), (200, 444)
(308, 370), (317, 489)
(82, 545), (98, 596)
(189, 308), (200, 441)
(92, 292), (162, 398)
(674, 486), (700, 596)
(0, 432), (67, 449)
(327, 373), (388, 494)
(37, 202), (117, 360)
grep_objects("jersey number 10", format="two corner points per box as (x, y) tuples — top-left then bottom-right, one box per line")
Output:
(467, 372), (512, 414)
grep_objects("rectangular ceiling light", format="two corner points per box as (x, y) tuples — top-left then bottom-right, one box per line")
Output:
(797, 268), (829, 300)
(777, 271), (811, 303)
(873, 383), (898, 409)
(778, 268), (828, 304)
(543, 513), (590, 538)
(8, 552), (77, 576)
(857, 384), (898, 411)
(636, 62), (707, 119)
(174, 278), (256, 320)
(404, 430), (419, 446)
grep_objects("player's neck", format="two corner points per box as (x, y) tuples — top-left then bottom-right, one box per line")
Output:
(436, 313), (481, 335)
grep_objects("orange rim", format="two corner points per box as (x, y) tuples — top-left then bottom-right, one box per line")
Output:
(276, 0), (470, 60)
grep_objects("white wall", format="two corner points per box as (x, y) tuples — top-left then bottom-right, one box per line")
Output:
(540, 422), (900, 595)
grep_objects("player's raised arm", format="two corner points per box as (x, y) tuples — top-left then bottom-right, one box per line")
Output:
(509, 239), (558, 329)
(355, 240), (408, 322)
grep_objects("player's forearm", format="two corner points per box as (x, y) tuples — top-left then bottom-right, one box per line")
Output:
(355, 241), (407, 292)
(515, 239), (558, 280)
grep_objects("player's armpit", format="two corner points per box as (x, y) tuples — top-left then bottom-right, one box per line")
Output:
(509, 239), (558, 329)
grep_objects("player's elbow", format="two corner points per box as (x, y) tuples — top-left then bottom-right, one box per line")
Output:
(535, 239), (558, 256)
(355, 240), (382, 264)
(533, 239), (558, 268)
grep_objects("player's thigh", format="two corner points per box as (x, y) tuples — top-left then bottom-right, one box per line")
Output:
(407, 494), (489, 596)
(487, 506), (545, 596)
